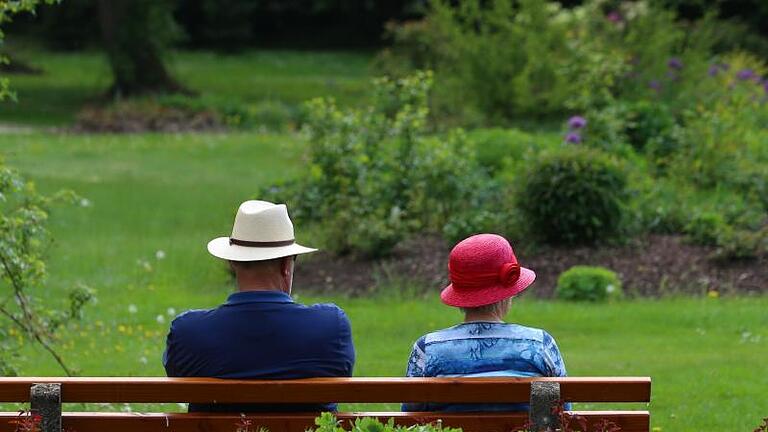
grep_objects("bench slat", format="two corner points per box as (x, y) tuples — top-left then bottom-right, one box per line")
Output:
(0, 377), (651, 403)
(0, 411), (651, 432)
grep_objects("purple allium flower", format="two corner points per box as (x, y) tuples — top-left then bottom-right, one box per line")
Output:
(649, 80), (662, 91)
(568, 115), (587, 129)
(565, 132), (581, 144)
(667, 57), (683, 70)
(606, 11), (622, 23)
(721, 62), (730, 71)
(736, 69), (755, 81)
(708, 64), (720, 77)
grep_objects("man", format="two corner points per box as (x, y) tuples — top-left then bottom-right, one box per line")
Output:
(163, 200), (355, 412)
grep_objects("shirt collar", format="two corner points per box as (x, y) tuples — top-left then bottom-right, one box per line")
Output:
(225, 290), (294, 305)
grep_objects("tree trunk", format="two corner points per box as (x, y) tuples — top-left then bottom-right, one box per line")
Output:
(97, 0), (189, 97)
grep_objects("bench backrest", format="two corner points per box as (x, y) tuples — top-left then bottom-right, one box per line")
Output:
(0, 377), (651, 432)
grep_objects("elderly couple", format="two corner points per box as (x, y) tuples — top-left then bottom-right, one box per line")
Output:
(163, 200), (567, 413)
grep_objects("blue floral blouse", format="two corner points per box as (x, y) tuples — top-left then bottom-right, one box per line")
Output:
(403, 321), (568, 412)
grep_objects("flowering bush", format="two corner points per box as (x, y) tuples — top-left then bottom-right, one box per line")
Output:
(379, 0), (726, 124)
(669, 52), (768, 191)
(556, 266), (624, 302)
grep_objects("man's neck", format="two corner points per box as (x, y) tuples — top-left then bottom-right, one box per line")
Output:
(237, 284), (287, 294)
(235, 274), (287, 293)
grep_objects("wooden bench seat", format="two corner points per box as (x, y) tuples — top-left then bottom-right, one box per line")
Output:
(0, 377), (651, 432)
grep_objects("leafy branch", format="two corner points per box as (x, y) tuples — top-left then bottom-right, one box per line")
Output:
(0, 163), (94, 376)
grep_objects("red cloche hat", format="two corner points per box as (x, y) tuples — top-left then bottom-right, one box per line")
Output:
(440, 233), (536, 308)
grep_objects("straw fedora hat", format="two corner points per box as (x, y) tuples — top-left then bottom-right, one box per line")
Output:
(207, 200), (317, 262)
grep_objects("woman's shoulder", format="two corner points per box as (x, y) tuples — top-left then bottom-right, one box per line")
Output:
(421, 322), (550, 345)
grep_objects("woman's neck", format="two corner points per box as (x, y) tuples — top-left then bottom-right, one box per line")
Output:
(464, 311), (504, 323)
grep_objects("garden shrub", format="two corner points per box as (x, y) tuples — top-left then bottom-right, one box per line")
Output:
(516, 147), (630, 245)
(683, 212), (731, 246)
(556, 266), (623, 302)
(263, 71), (491, 258)
(713, 226), (768, 261)
(623, 101), (677, 153)
(670, 52), (768, 189)
(441, 178), (516, 246)
(380, 0), (576, 121)
(467, 128), (537, 175)
(379, 0), (720, 124)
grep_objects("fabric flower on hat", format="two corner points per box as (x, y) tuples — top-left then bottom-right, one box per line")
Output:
(499, 262), (521, 286)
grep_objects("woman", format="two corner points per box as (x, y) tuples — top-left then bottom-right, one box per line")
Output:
(403, 233), (568, 412)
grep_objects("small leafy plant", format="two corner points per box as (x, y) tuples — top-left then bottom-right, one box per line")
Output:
(517, 402), (623, 432)
(556, 266), (623, 302)
(10, 411), (42, 432)
(311, 412), (462, 432)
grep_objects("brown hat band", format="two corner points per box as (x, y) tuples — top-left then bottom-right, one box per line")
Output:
(229, 238), (295, 247)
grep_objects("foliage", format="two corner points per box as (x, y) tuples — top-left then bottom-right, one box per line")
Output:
(264, 71), (489, 257)
(0, 160), (94, 375)
(683, 212), (731, 246)
(440, 179), (512, 246)
(516, 147), (630, 245)
(379, 0), (729, 123)
(713, 227), (768, 261)
(312, 412), (462, 432)
(556, 266), (623, 302)
(466, 128), (539, 175)
(428, 0), (575, 121)
(0, 0), (58, 100)
(669, 52), (768, 190)
(622, 101), (677, 154)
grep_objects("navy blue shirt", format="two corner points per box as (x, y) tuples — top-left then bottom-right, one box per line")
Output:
(163, 290), (355, 412)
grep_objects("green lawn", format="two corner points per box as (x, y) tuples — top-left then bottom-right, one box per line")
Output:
(0, 132), (766, 431)
(0, 45), (373, 126)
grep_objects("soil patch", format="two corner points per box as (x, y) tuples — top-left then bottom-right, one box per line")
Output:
(72, 105), (226, 133)
(294, 234), (767, 298)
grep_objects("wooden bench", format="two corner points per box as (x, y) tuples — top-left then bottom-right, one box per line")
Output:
(0, 377), (651, 432)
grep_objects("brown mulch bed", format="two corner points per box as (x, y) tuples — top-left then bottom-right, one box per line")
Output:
(72, 105), (226, 133)
(294, 234), (767, 298)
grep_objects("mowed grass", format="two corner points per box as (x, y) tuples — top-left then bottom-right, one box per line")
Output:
(0, 45), (373, 126)
(0, 132), (766, 431)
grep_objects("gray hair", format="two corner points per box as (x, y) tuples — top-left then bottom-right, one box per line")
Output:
(460, 297), (511, 317)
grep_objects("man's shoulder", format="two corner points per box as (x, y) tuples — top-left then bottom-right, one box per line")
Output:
(169, 308), (215, 328)
(303, 302), (346, 314)
(299, 302), (350, 325)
